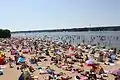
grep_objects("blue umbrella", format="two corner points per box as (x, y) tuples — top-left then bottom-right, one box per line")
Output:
(18, 57), (26, 63)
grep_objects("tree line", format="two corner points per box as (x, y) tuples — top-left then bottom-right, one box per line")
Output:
(0, 29), (11, 38)
(12, 26), (120, 33)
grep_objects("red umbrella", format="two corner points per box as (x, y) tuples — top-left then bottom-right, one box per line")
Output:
(0, 57), (5, 65)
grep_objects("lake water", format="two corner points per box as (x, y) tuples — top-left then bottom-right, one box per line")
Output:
(11, 31), (120, 50)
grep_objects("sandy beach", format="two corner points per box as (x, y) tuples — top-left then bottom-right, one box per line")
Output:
(0, 37), (120, 80)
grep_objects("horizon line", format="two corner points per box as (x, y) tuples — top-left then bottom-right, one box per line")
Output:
(11, 25), (120, 33)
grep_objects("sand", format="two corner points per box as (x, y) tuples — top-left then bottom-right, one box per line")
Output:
(0, 52), (119, 80)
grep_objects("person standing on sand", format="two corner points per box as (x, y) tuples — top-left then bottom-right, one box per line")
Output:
(98, 51), (104, 62)
(8, 57), (13, 68)
(33, 56), (38, 66)
(85, 54), (89, 61)
(14, 54), (19, 65)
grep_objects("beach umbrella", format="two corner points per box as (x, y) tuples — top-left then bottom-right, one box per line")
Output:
(111, 70), (120, 76)
(0, 57), (5, 65)
(78, 46), (81, 49)
(86, 59), (95, 66)
(18, 57), (26, 63)
(87, 45), (91, 48)
(0, 52), (5, 56)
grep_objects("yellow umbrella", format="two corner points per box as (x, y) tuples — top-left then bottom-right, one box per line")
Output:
(0, 52), (5, 57)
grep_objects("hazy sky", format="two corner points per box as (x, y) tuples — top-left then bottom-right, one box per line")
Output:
(0, 0), (120, 31)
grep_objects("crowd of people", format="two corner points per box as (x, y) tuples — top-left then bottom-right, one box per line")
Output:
(0, 37), (120, 80)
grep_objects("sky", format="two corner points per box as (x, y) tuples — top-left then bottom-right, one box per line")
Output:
(0, 0), (120, 31)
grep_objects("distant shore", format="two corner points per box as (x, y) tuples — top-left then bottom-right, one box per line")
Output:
(12, 26), (120, 33)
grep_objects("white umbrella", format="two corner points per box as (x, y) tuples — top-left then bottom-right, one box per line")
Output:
(87, 45), (91, 48)
(78, 46), (81, 49)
